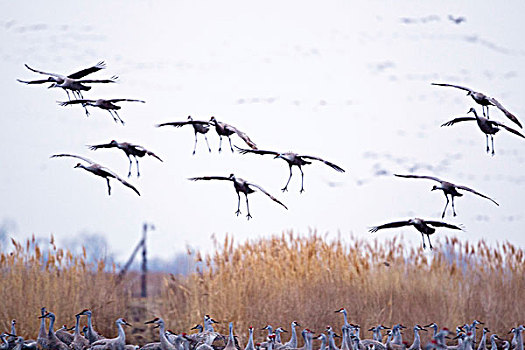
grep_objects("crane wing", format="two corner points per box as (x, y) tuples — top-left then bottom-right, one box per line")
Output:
(88, 143), (116, 150)
(50, 154), (96, 165)
(431, 83), (474, 93)
(76, 76), (118, 84)
(489, 120), (525, 139)
(58, 99), (95, 106)
(106, 169), (141, 196)
(441, 117), (476, 127)
(369, 220), (412, 233)
(300, 155), (345, 172)
(455, 185), (499, 206)
(234, 146), (279, 156)
(17, 79), (51, 85)
(156, 120), (210, 128)
(425, 221), (463, 230)
(394, 174), (443, 183)
(67, 61), (106, 79)
(138, 147), (163, 162)
(24, 64), (65, 79)
(225, 125), (257, 149)
(188, 176), (232, 181)
(106, 98), (145, 103)
(487, 97), (522, 128)
(246, 182), (288, 210)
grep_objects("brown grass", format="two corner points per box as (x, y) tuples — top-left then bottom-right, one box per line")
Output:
(1, 233), (523, 346)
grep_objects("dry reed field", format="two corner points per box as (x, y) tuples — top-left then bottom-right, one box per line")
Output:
(1, 233), (524, 345)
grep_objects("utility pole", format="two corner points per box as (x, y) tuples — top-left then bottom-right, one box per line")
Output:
(117, 222), (154, 298)
(141, 222), (155, 298)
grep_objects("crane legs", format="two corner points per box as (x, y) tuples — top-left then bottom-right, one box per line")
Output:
(193, 133), (198, 155)
(441, 195), (449, 218)
(192, 133), (212, 155)
(235, 192), (241, 216)
(426, 234), (433, 250)
(135, 156), (140, 177)
(108, 110), (125, 125)
(106, 178), (112, 196)
(235, 191), (252, 219)
(204, 135), (211, 153)
(64, 89), (72, 101)
(451, 196), (457, 216)
(420, 233), (426, 249)
(282, 165), (293, 192)
(127, 156), (133, 177)
(245, 193), (252, 220)
(227, 136), (234, 153)
(299, 166), (305, 193)
(218, 136), (223, 153)
(485, 134), (496, 156)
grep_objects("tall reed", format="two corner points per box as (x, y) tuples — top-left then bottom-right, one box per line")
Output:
(0, 236), (131, 340)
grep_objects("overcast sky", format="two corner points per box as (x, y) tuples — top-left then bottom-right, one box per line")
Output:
(1, 0), (524, 260)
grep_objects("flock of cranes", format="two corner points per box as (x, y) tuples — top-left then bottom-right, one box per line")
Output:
(17, 60), (525, 248)
(368, 83), (523, 249)
(2, 308), (524, 350)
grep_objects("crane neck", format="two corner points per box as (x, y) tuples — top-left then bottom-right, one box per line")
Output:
(305, 333), (313, 350)
(341, 310), (349, 327)
(116, 321), (126, 344)
(411, 329), (421, 349)
(328, 332), (338, 350)
(490, 336), (498, 350)
(158, 321), (173, 350)
(319, 336), (327, 350)
(289, 324), (297, 346)
(47, 314), (56, 336)
(226, 323), (234, 348)
(245, 329), (254, 350)
(74, 315), (81, 336)
(393, 327), (403, 345)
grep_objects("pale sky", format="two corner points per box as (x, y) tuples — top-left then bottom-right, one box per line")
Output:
(1, 0), (524, 260)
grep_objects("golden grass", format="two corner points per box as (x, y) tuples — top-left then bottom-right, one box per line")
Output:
(161, 233), (525, 343)
(0, 235), (131, 340)
(1, 233), (523, 346)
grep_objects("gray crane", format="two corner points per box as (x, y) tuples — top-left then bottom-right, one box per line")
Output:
(441, 108), (524, 155)
(394, 174), (499, 218)
(156, 116), (212, 154)
(70, 315), (89, 350)
(58, 98), (145, 125)
(38, 313), (69, 350)
(89, 318), (132, 350)
(279, 321), (301, 349)
(37, 308), (49, 350)
(51, 154), (140, 196)
(369, 218), (463, 250)
(189, 174), (287, 219)
(17, 61), (108, 100)
(431, 83), (522, 128)
(88, 140), (163, 177)
(75, 309), (104, 344)
(144, 318), (177, 350)
(209, 116), (257, 152)
(48, 75), (118, 97)
(236, 146), (344, 192)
